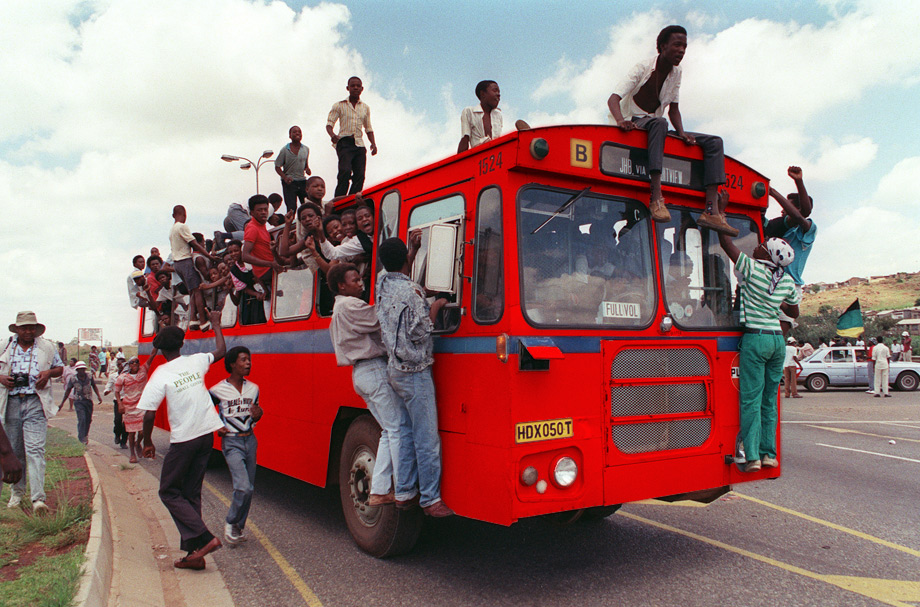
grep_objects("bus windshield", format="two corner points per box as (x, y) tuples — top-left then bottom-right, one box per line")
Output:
(519, 186), (656, 328)
(657, 208), (759, 329)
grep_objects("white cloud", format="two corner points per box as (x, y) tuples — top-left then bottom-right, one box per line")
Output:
(872, 157), (920, 208)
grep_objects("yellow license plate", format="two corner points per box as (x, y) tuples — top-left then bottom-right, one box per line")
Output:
(515, 418), (574, 444)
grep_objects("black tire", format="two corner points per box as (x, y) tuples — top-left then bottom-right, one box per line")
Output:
(895, 371), (919, 392)
(338, 415), (422, 558)
(805, 374), (828, 392)
(580, 504), (622, 520)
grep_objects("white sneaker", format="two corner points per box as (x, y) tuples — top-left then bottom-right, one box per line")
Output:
(232, 524), (247, 542)
(32, 500), (49, 514)
(762, 456), (779, 468)
(7, 494), (22, 508)
(224, 522), (240, 545)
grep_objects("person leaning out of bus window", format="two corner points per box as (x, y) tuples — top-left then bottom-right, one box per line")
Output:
(376, 237), (453, 517)
(328, 262), (408, 507)
(458, 80), (502, 153)
(712, 191), (799, 473)
(606, 25), (737, 237)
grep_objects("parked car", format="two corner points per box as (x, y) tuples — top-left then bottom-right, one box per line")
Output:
(798, 346), (920, 392)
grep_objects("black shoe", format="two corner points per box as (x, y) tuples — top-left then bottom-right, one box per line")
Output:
(119, 442), (128, 449)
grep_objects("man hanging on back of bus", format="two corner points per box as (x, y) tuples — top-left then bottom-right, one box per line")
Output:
(764, 166), (816, 337)
(458, 80), (502, 153)
(209, 346), (262, 545)
(376, 237), (453, 517)
(326, 76), (377, 197)
(711, 191), (800, 473)
(607, 25), (737, 236)
(138, 311), (226, 570)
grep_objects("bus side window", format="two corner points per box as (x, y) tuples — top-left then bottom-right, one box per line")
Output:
(274, 265), (315, 321)
(379, 191), (400, 244)
(473, 187), (503, 324)
(408, 194), (465, 333)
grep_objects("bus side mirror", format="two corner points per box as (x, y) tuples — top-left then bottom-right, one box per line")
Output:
(425, 224), (458, 293)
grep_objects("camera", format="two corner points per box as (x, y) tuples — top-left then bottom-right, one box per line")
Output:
(10, 373), (30, 388)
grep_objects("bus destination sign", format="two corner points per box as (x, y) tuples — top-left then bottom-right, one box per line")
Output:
(600, 143), (704, 189)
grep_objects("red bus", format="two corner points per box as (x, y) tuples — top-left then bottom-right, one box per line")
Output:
(139, 123), (775, 557)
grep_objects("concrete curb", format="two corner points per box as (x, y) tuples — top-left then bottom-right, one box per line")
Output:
(73, 451), (112, 607)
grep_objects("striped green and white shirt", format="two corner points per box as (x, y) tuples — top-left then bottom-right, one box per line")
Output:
(736, 252), (800, 330)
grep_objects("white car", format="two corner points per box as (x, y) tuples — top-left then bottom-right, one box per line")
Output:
(798, 346), (920, 392)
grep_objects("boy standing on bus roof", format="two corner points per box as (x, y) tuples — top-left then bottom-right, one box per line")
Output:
(137, 311), (226, 570)
(764, 166), (816, 336)
(328, 263), (408, 506)
(607, 25), (738, 237)
(326, 76), (377, 198)
(712, 192), (800, 473)
(375, 237), (453, 517)
(458, 80), (503, 153)
(209, 346), (262, 545)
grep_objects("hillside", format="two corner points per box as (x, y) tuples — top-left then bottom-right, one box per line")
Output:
(801, 272), (920, 315)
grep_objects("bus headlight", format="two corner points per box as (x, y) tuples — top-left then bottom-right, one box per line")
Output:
(552, 456), (578, 488)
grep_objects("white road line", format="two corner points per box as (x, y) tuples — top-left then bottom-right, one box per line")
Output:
(816, 443), (920, 464)
(784, 420), (920, 425)
(879, 422), (920, 430)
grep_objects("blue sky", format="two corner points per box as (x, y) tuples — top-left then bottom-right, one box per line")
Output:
(1, 0), (918, 344)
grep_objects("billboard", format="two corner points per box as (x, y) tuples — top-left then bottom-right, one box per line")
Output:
(78, 328), (103, 342)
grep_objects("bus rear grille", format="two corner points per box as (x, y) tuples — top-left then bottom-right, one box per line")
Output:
(611, 383), (707, 416)
(611, 348), (709, 378)
(612, 418), (712, 454)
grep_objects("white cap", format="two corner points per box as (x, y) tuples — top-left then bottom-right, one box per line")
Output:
(903, 331), (910, 336)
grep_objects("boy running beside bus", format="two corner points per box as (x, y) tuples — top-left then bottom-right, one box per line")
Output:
(209, 346), (262, 545)
(712, 191), (800, 472)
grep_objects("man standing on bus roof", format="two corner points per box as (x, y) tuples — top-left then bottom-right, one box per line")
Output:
(326, 76), (377, 198)
(275, 125), (311, 213)
(376, 237), (453, 517)
(137, 311), (226, 570)
(458, 80), (503, 153)
(764, 166), (816, 336)
(607, 25), (737, 236)
(712, 191), (799, 473)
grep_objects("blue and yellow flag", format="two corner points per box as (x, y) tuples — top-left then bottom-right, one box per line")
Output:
(836, 299), (864, 338)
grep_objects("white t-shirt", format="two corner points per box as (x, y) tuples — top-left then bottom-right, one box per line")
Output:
(169, 222), (194, 262)
(137, 352), (224, 443)
(783, 345), (798, 368)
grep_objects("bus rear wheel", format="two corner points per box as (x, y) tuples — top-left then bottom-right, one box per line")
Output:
(338, 415), (422, 558)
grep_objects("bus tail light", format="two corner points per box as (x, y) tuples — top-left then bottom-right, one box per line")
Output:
(551, 456), (578, 489)
(496, 333), (509, 363)
(521, 466), (538, 486)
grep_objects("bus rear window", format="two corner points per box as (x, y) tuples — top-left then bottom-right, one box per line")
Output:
(518, 187), (656, 328)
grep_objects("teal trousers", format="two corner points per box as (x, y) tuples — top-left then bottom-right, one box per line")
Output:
(739, 332), (784, 461)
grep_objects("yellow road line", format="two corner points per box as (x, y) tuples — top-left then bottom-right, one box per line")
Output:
(734, 493), (920, 558)
(619, 511), (920, 607)
(204, 480), (323, 607)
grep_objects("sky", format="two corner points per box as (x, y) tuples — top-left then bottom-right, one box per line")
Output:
(2, 0), (919, 346)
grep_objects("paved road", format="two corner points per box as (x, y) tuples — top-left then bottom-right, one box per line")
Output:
(53, 383), (920, 607)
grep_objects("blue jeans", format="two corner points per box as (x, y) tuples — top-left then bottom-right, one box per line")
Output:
(352, 357), (413, 497)
(74, 400), (94, 444)
(2, 394), (47, 503)
(388, 366), (442, 508)
(222, 434), (257, 528)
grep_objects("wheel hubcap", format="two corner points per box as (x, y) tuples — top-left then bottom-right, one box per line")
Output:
(348, 447), (381, 527)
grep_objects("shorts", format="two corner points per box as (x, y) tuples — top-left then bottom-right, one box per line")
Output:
(174, 258), (202, 291)
(778, 284), (804, 326)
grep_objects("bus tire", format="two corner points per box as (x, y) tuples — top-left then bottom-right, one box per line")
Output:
(580, 505), (622, 520)
(338, 415), (423, 558)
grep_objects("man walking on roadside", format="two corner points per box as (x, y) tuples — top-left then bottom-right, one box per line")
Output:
(104, 358), (128, 449)
(327, 76), (377, 197)
(138, 310), (226, 570)
(0, 311), (64, 513)
(209, 346), (262, 545)
(61, 362), (103, 445)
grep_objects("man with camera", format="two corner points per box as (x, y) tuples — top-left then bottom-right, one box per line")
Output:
(0, 312), (64, 513)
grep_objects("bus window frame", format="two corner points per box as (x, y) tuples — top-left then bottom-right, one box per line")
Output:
(408, 193), (467, 335)
(516, 184), (658, 331)
(271, 264), (317, 323)
(379, 190), (401, 245)
(472, 186), (504, 325)
(656, 208), (760, 331)
(141, 307), (156, 337)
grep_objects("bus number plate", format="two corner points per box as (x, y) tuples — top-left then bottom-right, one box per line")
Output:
(515, 418), (574, 444)
(478, 152), (502, 175)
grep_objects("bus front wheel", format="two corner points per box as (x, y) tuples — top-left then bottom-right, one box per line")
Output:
(338, 415), (423, 558)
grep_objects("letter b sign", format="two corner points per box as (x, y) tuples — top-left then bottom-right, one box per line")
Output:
(570, 139), (592, 168)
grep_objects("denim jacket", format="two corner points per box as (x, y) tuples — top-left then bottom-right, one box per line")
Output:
(375, 272), (434, 372)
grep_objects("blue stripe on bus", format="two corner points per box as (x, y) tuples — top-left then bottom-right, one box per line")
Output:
(138, 330), (741, 356)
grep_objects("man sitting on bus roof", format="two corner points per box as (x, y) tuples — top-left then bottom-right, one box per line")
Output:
(607, 25), (738, 237)
(712, 191), (799, 473)
(458, 80), (502, 153)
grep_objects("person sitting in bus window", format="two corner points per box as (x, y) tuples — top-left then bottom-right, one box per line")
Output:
(375, 237), (453, 517)
(328, 263), (408, 507)
(323, 214), (345, 246)
(242, 195), (282, 294)
(458, 80), (502, 153)
(764, 166), (815, 337)
(341, 208), (358, 239)
(318, 203), (374, 262)
(227, 239), (266, 325)
(606, 25), (737, 237)
(712, 191), (799, 473)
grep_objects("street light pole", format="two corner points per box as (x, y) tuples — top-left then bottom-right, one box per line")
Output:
(221, 150), (274, 194)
